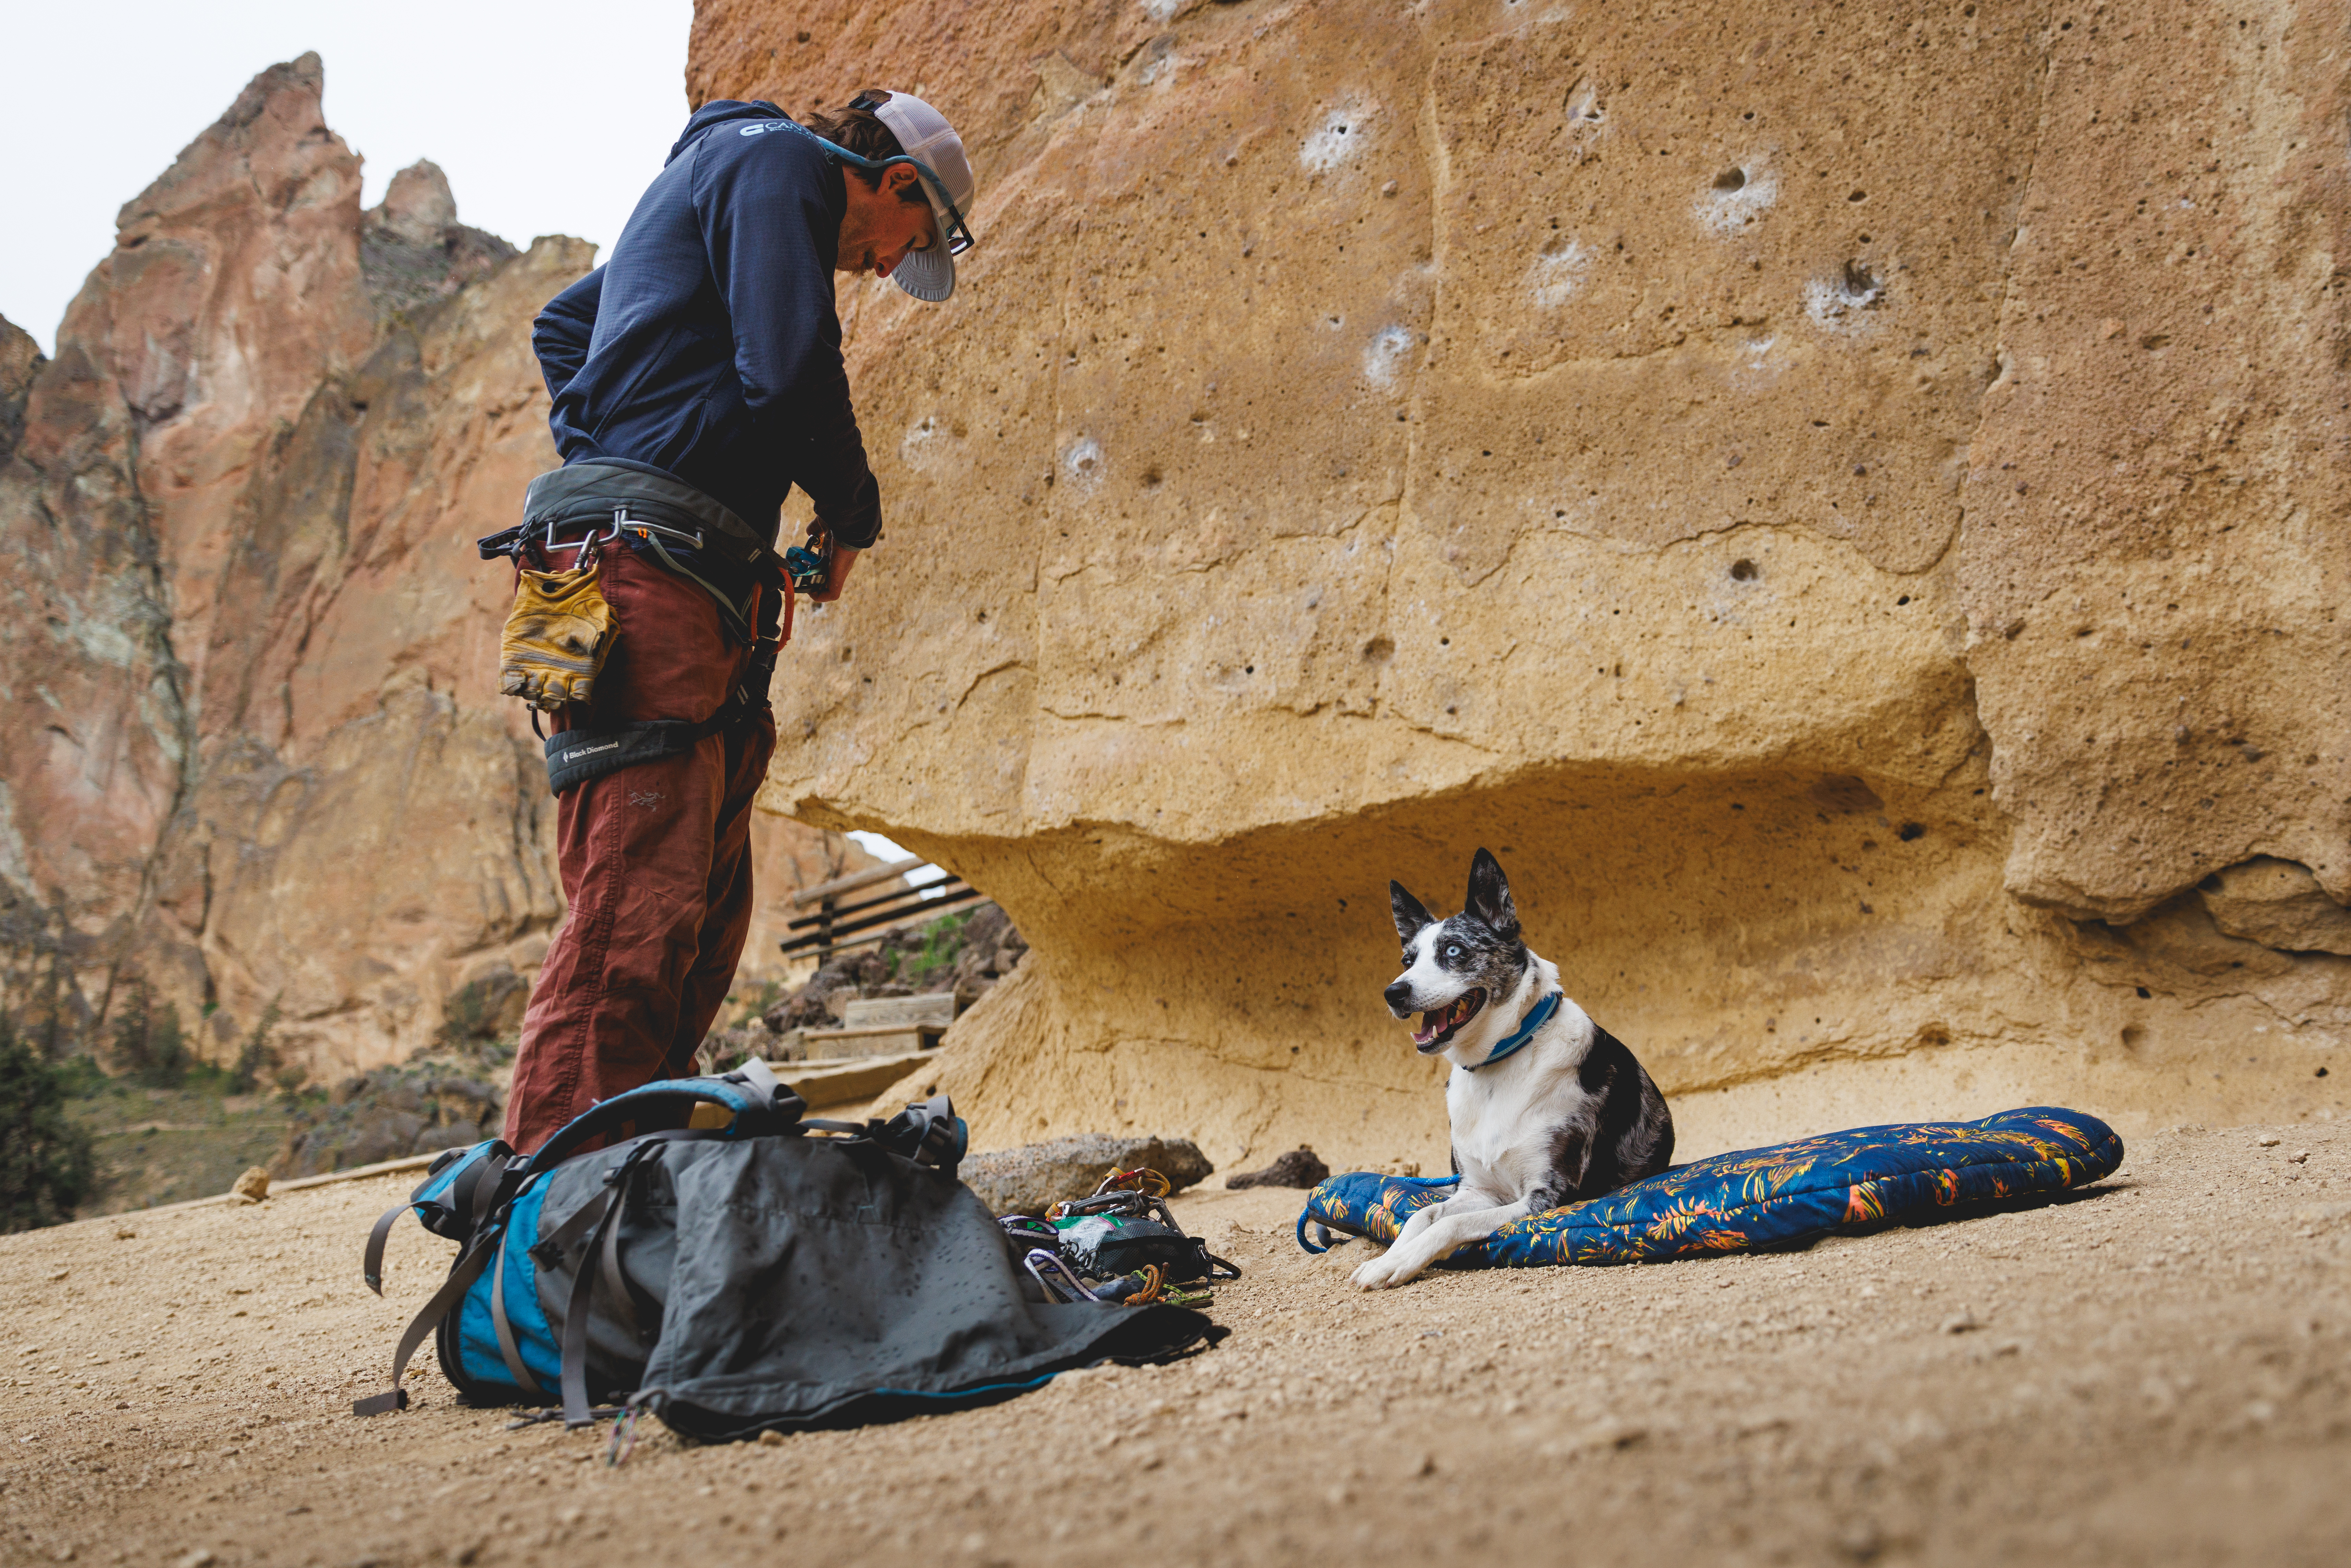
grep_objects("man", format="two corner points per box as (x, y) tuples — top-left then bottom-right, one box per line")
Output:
(496, 90), (978, 1153)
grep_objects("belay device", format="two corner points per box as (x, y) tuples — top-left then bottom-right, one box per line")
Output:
(357, 1061), (1221, 1440)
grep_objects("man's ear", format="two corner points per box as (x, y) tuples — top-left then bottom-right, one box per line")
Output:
(883, 162), (926, 202)
(1390, 881), (1435, 946)
(1463, 848), (1520, 941)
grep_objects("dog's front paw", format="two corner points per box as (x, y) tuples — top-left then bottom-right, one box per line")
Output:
(1350, 1251), (1420, 1290)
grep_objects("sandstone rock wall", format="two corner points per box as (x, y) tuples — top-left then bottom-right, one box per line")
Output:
(0, 56), (868, 1077)
(688, 0), (2350, 1166)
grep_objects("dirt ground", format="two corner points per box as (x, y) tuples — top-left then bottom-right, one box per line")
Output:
(2, 1123), (2346, 1568)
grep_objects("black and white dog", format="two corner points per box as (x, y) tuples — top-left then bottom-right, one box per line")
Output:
(1351, 848), (1675, 1290)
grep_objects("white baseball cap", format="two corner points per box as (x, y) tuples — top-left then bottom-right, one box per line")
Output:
(869, 91), (977, 302)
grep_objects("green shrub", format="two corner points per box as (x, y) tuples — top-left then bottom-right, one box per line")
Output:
(433, 971), (526, 1068)
(893, 909), (974, 985)
(110, 981), (195, 1087)
(0, 1017), (99, 1231)
(228, 995), (282, 1093)
(730, 978), (785, 1028)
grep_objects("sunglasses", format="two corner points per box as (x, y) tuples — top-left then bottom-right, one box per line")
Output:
(788, 113), (976, 257)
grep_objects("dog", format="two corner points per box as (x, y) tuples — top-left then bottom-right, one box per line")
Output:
(1350, 847), (1674, 1290)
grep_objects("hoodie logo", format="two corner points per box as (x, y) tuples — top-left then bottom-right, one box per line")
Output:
(739, 124), (774, 137)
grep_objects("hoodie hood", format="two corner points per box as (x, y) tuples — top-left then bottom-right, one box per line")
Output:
(667, 99), (789, 166)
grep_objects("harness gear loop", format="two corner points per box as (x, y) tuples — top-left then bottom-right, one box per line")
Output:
(1021, 1247), (1100, 1303)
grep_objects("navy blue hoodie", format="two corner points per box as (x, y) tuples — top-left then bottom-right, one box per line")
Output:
(533, 100), (881, 548)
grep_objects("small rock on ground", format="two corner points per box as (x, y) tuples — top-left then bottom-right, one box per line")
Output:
(961, 1134), (1213, 1214)
(1227, 1146), (1332, 1190)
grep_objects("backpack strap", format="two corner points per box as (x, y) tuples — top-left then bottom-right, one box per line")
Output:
(810, 1094), (968, 1177)
(489, 1223), (552, 1405)
(597, 1174), (647, 1347)
(355, 1224), (505, 1416)
(363, 1141), (519, 1296)
(362, 1202), (407, 1297)
(877, 1094), (968, 1179)
(555, 1140), (672, 1428)
(518, 1063), (805, 1175)
(559, 1194), (626, 1428)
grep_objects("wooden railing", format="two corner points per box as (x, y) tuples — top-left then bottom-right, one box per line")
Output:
(779, 857), (984, 962)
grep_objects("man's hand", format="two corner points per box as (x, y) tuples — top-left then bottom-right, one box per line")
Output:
(804, 522), (859, 603)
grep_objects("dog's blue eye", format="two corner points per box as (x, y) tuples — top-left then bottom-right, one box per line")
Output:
(1445, 944), (1462, 960)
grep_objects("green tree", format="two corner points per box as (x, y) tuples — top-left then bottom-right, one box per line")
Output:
(111, 981), (190, 1087)
(0, 1017), (98, 1231)
(228, 995), (282, 1093)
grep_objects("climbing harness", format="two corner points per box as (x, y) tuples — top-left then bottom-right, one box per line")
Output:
(478, 461), (832, 796)
(1003, 1168), (1240, 1308)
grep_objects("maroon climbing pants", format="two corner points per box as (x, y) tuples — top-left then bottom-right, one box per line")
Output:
(503, 545), (775, 1154)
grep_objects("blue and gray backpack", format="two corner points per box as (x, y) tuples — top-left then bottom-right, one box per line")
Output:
(356, 1061), (1220, 1439)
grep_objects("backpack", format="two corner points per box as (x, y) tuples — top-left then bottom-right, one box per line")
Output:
(356, 1060), (1221, 1439)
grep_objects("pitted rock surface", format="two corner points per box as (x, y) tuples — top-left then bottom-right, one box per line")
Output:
(4, 12), (2347, 1159)
(686, 1), (2348, 1165)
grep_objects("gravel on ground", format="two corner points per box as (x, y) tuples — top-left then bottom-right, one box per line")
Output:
(1, 1125), (2345, 1566)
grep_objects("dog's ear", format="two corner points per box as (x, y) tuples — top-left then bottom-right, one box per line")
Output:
(1390, 881), (1435, 945)
(1464, 848), (1520, 940)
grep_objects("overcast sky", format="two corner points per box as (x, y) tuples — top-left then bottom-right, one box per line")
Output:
(0, 0), (695, 355)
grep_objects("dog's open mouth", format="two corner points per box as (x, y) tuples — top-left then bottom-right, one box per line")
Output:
(1412, 988), (1487, 1052)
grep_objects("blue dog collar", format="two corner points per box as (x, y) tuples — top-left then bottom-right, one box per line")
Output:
(1471, 990), (1563, 1070)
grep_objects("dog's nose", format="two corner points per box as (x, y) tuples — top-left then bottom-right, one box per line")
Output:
(1383, 979), (1414, 1015)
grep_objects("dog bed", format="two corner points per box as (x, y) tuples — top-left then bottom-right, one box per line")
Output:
(1295, 1106), (2122, 1267)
